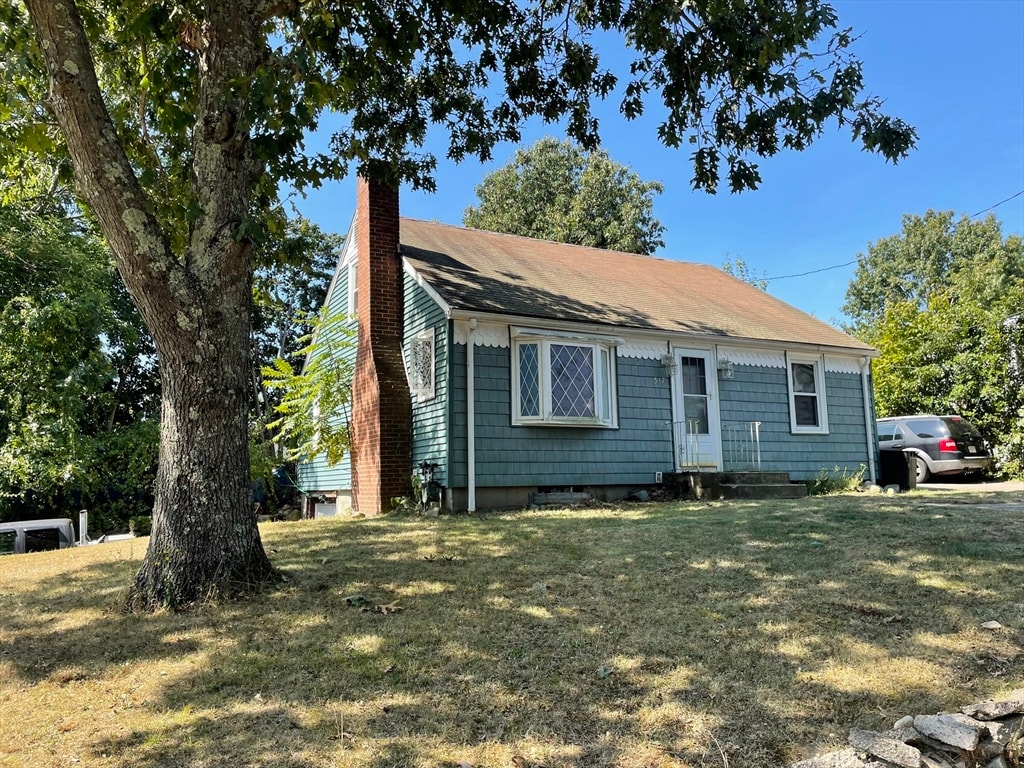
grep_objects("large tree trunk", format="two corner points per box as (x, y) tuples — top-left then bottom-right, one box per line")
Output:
(26, 0), (278, 609)
(128, 264), (277, 610)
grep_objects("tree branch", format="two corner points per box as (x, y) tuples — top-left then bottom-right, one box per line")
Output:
(23, 0), (182, 324)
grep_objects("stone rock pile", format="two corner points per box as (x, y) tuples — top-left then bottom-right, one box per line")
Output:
(792, 689), (1023, 768)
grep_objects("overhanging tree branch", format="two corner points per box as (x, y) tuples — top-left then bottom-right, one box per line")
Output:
(23, 0), (181, 320)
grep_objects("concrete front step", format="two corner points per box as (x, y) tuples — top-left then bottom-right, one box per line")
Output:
(721, 482), (807, 499)
(717, 471), (793, 485)
(663, 470), (808, 500)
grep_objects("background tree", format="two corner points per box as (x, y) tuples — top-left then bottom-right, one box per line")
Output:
(6, 0), (916, 609)
(721, 256), (769, 290)
(251, 213), (341, 423)
(842, 211), (1021, 336)
(463, 137), (665, 254)
(0, 203), (159, 532)
(845, 211), (1024, 477)
(262, 310), (356, 469)
(249, 215), (342, 509)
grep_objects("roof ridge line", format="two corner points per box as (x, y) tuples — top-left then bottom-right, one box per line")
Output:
(399, 216), (707, 268)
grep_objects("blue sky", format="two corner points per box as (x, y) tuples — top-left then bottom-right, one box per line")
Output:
(289, 0), (1024, 326)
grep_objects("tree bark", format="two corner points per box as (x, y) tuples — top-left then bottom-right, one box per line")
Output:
(26, 0), (278, 609)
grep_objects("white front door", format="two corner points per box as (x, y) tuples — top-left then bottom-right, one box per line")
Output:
(673, 348), (722, 470)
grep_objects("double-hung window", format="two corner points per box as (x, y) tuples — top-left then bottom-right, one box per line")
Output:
(786, 352), (829, 434)
(512, 330), (617, 427)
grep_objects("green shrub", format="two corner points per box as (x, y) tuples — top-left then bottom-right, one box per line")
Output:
(129, 515), (152, 537)
(806, 465), (866, 496)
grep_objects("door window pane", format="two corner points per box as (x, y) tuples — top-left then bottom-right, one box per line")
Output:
(683, 395), (709, 434)
(679, 356), (707, 395)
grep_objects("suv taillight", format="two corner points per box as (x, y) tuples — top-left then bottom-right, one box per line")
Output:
(938, 437), (958, 453)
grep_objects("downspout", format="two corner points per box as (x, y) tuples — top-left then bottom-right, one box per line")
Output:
(467, 319), (477, 512)
(860, 358), (878, 485)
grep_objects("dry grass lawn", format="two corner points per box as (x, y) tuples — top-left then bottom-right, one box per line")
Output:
(1, 490), (1022, 768)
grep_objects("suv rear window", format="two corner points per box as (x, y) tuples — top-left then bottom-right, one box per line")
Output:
(943, 417), (983, 439)
(906, 418), (949, 439)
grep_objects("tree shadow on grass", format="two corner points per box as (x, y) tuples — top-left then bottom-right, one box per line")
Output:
(2, 496), (1022, 767)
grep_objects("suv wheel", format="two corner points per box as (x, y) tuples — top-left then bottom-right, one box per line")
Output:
(915, 455), (930, 484)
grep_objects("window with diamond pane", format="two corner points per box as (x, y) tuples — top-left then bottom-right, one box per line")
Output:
(599, 348), (611, 418)
(519, 342), (540, 417)
(410, 335), (433, 398)
(550, 344), (595, 417)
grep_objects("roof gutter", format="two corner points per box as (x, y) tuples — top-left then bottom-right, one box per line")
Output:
(467, 318), (477, 513)
(860, 357), (878, 485)
(445, 308), (878, 359)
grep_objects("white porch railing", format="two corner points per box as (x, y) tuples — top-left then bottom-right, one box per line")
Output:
(722, 421), (762, 471)
(673, 419), (713, 470)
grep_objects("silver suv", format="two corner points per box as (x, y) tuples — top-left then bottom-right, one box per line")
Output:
(877, 415), (994, 483)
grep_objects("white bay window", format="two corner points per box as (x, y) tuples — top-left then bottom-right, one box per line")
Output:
(512, 329), (617, 427)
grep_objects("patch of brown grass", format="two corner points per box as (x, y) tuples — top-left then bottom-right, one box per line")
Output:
(1, 492), (1022, 768)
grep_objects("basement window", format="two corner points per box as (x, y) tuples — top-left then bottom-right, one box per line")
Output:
(786, 352), (829, 434)
(512, 329), (617, 427)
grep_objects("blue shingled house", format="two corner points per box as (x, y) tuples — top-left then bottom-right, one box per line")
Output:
(298, 178), (879, 515)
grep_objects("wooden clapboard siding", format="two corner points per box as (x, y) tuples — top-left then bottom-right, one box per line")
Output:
(404, 273), (449, 486)
(449, 345), (673, 487)
(296, 260), (355, 494)
(718, 365), (871, 480)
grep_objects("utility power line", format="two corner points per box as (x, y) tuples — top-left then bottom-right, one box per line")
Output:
(970, 189), (1023, 218)
(765, 260), (856, 282)
(764, 189), (1024, 282)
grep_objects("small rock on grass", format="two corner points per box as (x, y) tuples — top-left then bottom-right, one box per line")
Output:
(848, 728), (921, 768)
(962, 689), (1024, 720)
(913, 714), (981, 751)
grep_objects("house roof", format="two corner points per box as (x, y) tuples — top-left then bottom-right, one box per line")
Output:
(399, 217), (875, 354)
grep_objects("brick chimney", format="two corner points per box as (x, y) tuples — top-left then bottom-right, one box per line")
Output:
(351, 174), (412, 514)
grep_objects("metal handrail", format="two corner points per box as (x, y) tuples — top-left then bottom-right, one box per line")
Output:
(673, 419), (706, 470)
(722, 421), (762, 471)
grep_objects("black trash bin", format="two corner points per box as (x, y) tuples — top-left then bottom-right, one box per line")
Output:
(902, 451), (917, 490)
(879, 449), (917, 490)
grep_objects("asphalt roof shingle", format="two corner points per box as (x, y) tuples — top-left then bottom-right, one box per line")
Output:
(399, 218), (875, 354)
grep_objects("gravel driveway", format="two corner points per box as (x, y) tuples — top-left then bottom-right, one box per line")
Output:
(918, 478), (1024, 493)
